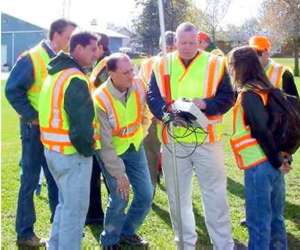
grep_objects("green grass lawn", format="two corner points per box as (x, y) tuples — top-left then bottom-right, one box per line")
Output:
(273, 58), (297, 71)
(1, 58), (300, 249)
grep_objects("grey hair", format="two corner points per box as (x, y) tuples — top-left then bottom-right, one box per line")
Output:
(159, 31), (176, 48)
(175, 22), (198, 38)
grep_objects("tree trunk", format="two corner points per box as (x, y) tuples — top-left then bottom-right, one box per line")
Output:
(293, 37), (299, 76)
(212, 27), (216, 43)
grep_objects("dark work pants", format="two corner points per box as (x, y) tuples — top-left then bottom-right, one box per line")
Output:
(16, 121), (58, 239)
(86, 155), (105, 222)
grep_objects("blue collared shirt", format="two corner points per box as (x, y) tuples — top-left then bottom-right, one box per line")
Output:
(5, 40), (56, 121)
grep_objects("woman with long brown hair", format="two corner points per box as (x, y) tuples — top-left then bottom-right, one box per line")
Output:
(227, 46), (291, 250)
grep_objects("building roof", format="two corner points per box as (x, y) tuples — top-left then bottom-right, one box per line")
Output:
(1, 12), (129, 39)
(1, 12), (46, 32)
(84, 25), (129, 39)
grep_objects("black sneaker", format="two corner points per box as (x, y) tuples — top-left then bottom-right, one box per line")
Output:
(120, 234), (148, 246)
(102, 243), (121, 250)
(85, 217), (104, 226)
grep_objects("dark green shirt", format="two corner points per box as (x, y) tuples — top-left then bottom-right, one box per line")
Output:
(48, 52), (95, 157)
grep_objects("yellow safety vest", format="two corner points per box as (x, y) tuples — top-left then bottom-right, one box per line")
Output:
(230, 91), (268, 170)
(139, 56), (157, 85)
(39, 68), (101, 154)
(89, 57), (108, 92)
(93, 78), (145, 155)
(265, 60), (285, 89)
(153, 51), (225, 144)
(27, 42), (51, 111)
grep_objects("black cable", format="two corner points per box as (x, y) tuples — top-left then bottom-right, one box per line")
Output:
(163, 55), (208, 158)
(162, 117), (208, 159)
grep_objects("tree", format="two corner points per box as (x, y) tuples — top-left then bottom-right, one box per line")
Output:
(259, 0), (300, 75)
(133, 0), (160, 55)
(225, 18), (262, 46)
(133, 0), (202, 54)
(201, 0), (232, 42)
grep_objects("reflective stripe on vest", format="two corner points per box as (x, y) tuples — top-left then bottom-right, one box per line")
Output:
(40, 68), (82, 153)
(265, 60), (284, 89)
(40, 68), (101, 154)
(27, 43), (51, 111)
(93, 78), (145, 155)
(230, 92), (268, 170)
(153, 51), (224, 144)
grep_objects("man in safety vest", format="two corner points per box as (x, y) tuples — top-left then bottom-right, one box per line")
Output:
(198, 31), (224, 57)
(38, 31), (100, 250)
(85, 33), (111, 227)
(139, 31), (176, 187)
(5, 19), (76, 247)
(249, 35), (299, 97)
(139, 31), (176, 84)
(147, 22), (235, 249)
(93, 53), (153, 249)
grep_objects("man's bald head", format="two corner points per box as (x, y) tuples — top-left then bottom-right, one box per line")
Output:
(175, 22), (198, 39)
(175, 22), (199, 60)
(107, 53), (134, 92)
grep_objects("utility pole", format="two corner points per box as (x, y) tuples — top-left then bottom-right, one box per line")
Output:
(62, 0), (71, 18)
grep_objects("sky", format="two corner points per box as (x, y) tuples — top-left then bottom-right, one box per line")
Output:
(1, 0), (263, 30)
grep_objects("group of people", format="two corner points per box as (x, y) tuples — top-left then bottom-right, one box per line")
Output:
(5, 18), (299, 250)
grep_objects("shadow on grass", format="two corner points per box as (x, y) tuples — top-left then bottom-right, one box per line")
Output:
(192, 202), (211, 245)
(151, 203), (172, 229)
(152, 187), (215, 246)
(227, 177), (300, 230)
(287, 232), (300, 250)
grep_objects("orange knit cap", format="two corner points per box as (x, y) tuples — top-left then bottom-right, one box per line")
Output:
(198, 32), (210, 43)
(249, 36), (271, 51)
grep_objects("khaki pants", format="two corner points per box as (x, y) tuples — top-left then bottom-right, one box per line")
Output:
(162, 141), (234, 250)
(144, 121), (161, 186)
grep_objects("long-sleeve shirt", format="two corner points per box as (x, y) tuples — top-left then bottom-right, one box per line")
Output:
(282, 70), (299, 97)
(97, 78), (152, 177)
(146, 59), (235, 121)
(5, 40), (56, 122)
(47, 52), (95, 157)
(241, 91), (282, 168)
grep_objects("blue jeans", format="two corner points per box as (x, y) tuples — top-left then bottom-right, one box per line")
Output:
(245, 161), (287, 250)
(16, 121), (58, 240)
(45, 149), (93, 250)
(100, 145), (153, 246)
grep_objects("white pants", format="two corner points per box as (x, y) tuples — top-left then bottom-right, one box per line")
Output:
(162, 142), (234, 250)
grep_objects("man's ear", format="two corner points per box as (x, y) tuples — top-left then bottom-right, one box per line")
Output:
(52, 32), (59, 41)
(75, 44), (84, 54)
